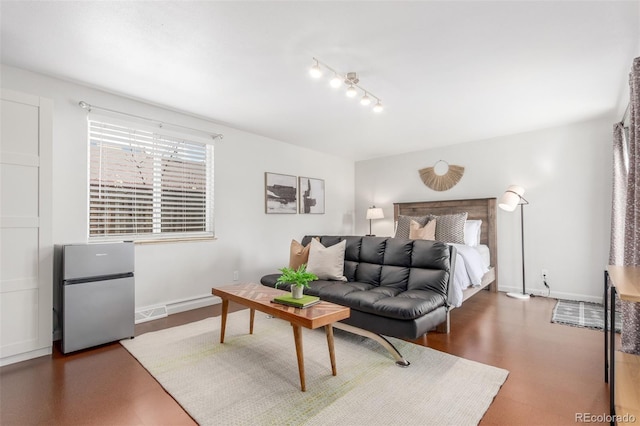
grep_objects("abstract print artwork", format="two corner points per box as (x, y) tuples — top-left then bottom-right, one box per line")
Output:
(299, 177), (325, 214)
(265, 172), (297, 214)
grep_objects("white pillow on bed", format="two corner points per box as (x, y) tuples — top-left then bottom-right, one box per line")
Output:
(464, 220), (482, 246)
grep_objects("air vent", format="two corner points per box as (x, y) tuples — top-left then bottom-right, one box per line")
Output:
(135, 306), (168, 324)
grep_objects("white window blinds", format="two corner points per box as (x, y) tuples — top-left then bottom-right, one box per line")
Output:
(89, 120), (214, 241)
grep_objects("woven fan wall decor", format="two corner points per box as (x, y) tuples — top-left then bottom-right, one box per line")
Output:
(419, 160), (465, 191)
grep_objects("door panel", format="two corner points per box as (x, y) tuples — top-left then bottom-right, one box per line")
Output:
(0, 99), (39, 156)
(1, 228), (39, 283)
(62, 276), (135, 353)
(0, 89), (53, 364)
(0, 164), (39, 217)
(0, 289), (39, 351)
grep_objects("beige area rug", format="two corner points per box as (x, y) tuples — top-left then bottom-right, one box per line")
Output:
(121, 310), (508, 426)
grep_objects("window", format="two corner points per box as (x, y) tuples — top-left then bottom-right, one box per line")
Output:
(88, 120), (214, 241)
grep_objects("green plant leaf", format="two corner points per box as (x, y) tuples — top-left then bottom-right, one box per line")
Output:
(275, 264), (318, 288)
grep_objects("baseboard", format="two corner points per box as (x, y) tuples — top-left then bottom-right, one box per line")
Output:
(498, 285), (602, 304)
(166, 294), (221, 315)
(135, 295), (222, 324)
(0, 346), (52, 367)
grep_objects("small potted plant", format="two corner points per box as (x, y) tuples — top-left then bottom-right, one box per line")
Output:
(276, 264), (318, 299)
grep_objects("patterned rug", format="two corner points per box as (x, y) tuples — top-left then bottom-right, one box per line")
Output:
(552, 299), (621, 333)
(121, 310), (509, 425)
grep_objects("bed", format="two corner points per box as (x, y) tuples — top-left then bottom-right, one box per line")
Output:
(393, 198), (497, 311)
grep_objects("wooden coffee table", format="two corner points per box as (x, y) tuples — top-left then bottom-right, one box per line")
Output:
(211, 283), (350, 391)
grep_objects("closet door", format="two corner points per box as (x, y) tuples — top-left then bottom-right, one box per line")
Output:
(0, 89), (53, 366)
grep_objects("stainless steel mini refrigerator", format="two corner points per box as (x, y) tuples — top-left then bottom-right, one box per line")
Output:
(60, 242), (135, 354)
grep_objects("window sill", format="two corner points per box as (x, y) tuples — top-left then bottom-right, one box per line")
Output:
(88, 236), (217, 245)
(135, 236), (218, 245)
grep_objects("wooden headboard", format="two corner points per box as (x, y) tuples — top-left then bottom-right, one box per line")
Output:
(393, 198), (497, 273)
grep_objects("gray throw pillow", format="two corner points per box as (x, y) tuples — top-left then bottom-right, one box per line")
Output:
(435, 212), (468, 244)
(395, 214), (436, 239)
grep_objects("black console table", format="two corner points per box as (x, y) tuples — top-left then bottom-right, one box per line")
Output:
(604, 266), (640, 424)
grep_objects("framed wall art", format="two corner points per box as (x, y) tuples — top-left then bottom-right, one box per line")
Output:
(299, 176), (325, 214)
(265, 172), (297, 214)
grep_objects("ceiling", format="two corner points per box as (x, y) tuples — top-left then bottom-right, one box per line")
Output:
(1, 1), (638, 161)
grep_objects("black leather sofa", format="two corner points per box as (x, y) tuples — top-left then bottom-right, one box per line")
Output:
(261, 235), (456, 365)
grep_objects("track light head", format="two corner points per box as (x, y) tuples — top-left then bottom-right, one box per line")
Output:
(346, 85), (358, 98)
(309, 60), (322, 78)
(330, 74), (342, 88)
(360, 93), (371, 106)
(373, 101), (384, 113)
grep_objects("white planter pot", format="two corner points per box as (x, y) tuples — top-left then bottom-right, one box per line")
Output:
(291, 286), (304, 299)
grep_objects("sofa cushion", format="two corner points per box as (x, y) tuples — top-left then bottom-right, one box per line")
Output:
(302, 235), (343, 248)
(260, 273), (446, 321)
(306, 239), (347, 281)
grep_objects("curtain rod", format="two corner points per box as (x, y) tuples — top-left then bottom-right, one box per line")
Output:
(78, 101), (223, 140)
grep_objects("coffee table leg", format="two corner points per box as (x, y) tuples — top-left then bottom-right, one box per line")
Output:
(220, 299), (229, 343)
(325, 325), (337, 376)
(250, 309), (255, 334)
(292, 324), (306, 392)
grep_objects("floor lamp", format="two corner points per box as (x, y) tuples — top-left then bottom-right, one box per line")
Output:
(498, 185), (530, 300)
(366, 206), (384, 236)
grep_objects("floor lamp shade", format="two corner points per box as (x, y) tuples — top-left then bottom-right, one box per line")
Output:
(499, 185), (530, 300)
(498, 185), (525, 211)
(366, 206), (384, 236)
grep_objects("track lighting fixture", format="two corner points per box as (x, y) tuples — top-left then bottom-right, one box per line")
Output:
(309, 57), (384, 113)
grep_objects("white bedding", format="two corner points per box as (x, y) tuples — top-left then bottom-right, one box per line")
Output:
(448, 244), (490, 308)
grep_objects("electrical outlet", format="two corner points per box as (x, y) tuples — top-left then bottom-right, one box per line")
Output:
(540, 269), (550, 290)
(233, 271), (239, 281)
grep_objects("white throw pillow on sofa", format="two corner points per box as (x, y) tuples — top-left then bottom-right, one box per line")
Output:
(306, 239), (347, 281)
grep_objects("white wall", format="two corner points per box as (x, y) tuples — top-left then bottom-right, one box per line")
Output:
(1, 65), (355, 313)
(355, 118), (614, 302)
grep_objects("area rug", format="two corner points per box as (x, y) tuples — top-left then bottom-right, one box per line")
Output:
(121, 310), (508, 426)
(551, 299), (621, 332)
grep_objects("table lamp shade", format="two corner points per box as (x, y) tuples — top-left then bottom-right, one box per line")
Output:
(366, 207), (384, 220)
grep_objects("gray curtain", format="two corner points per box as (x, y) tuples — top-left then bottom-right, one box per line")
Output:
(614, 57), (640, 355)
(609, 123), (626, 265)
(624, 57), (640, 266)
